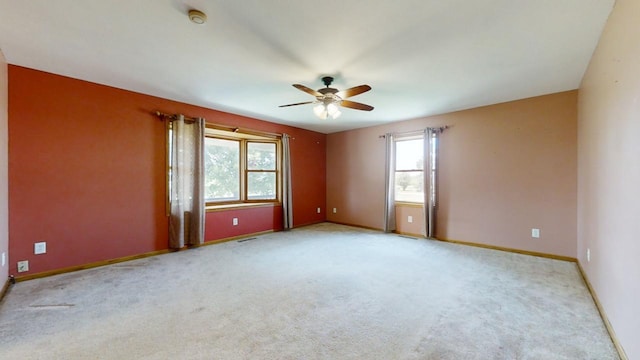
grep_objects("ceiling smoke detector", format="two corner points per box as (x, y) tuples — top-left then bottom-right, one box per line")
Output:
(188, 9), (207, 25)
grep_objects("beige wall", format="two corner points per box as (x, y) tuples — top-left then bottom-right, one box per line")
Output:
(395, 204), (424, 237)
(327, 91), (577, 257)
(578, 0), (639, 357)
(0, 50), (8, 283)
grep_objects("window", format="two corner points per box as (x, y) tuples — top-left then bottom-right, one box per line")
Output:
(204, 128), (281, 205)
(246, 142), (277, 200)
(395, 137), (424, 203)
(204, 138), (240, 202)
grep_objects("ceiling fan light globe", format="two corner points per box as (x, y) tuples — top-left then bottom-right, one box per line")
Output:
(313, 104), (328, 119)
(332, 109), (342, 119)
(327, 103), (339, 116)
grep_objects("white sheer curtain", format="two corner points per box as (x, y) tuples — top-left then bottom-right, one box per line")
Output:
(383, 133), (396, 232)
(282, 134), (293, 229)
(169, 114), (205, 249)
(423, 128), (439, 238)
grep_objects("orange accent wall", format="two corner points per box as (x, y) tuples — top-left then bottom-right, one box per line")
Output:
(578, 0), (639, 357)
(8, 66), (325, 276)
(327, 91), (577, 258)
(206, 206), (283, 241)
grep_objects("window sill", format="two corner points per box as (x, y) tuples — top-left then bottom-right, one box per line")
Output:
(394, 201), (424, 208)
(206, 202), (281, 212)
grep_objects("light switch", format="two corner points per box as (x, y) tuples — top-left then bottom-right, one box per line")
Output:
(35, 242), (47, 254)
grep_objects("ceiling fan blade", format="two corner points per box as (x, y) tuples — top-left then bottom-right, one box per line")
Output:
(336, 85), (371, 99)
(293, 84), (322, 97)
(340, 100), (374, 111)
(279, 101), (315, 108)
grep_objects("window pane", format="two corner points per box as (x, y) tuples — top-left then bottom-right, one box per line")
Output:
(248, 142), (276, 170)
(395, 139), (423, 170)
(395, 171), (424, 203)
(395, 137), (424, 203)
(204, 138), (240, 201)
(247, 172), (276, 200)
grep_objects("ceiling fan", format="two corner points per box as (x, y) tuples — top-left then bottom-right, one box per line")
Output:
(279, 76), (374, 119)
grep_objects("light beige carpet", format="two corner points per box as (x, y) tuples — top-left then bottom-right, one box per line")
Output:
(0, 223), (619, 359)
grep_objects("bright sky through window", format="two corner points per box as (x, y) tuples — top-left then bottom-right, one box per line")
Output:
(395, 138), (424, 203)
(396, 139), (423, 170)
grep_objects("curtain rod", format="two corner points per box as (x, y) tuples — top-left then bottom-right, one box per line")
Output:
(155, 111), (203, 123)
(205, 123), (282, 139)
(155, 111), (284, 139)
(378, 126), (449, 138)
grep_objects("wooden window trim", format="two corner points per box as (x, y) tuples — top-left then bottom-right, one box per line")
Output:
(205, 127), (282, 207)
(394, 201), (424, 208)
(206, 202), (280, 212)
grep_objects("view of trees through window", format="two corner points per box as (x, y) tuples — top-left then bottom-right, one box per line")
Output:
(247, 142), (276, 200)
(204, 138), (240, 202)
(395, 138), (424, 203)
(204, 137), (278, 203)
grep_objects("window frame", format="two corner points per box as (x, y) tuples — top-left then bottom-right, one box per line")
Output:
(204, 126), (282, 208)
(245, 141), (279, 201)
(394, 135), (425, 204)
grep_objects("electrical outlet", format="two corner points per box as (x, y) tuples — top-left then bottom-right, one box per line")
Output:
(332, 208), (337, 214)
(531, 228), (540, 238)
(408, 216), (413, 223)
(1, 252), (5, 267)
(35, 242), (47, 255)
(232, 218), (238, 226)
(17, 260), (29, 273)
(317, 207), (321, 214)
(587, 248), (591, 262)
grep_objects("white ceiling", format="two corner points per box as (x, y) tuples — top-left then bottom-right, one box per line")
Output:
(0, 0), (614, 133)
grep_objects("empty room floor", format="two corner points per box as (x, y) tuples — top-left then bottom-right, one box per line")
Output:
(0, 223), (619, 359)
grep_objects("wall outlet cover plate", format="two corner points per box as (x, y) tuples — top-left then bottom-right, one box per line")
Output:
(17, 260), (29, 272)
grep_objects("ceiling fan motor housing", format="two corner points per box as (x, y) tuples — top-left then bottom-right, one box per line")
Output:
(318, 77), (339, 103)
(317, 88), (340, 104)
(322, 76), (334, 87)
